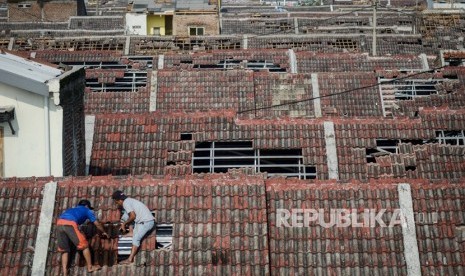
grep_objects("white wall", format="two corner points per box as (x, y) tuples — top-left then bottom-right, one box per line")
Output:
(0, 82), (63, 177)
(126, 13), (147, 35)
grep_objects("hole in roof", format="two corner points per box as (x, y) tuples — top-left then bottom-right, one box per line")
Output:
(405, 166), (416, 171)
(180, 133), (192, 140)
(156, 223), (173, 250)
(193, 141), (316, 179)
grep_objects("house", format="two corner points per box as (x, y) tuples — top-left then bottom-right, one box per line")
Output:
(6, 0), (86, 22)
(126, 0), (219, 36)
(0, 51), (86, 177)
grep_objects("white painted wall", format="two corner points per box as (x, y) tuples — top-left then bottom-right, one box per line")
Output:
(0, 82), (63, 177)
(126, 13), (147, 35)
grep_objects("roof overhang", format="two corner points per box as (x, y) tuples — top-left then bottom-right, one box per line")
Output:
(0, 69), (50, 96)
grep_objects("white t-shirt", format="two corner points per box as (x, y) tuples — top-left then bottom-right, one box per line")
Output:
(123, 198), (154, 223)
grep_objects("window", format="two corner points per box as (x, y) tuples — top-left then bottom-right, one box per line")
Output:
(436, 130), (465, 145)
(189, 27), (204, 36)
(118, 222), (173, 260)
(193, 59), (286, 72)
(151, 27), (160, 35)
(378, 77), (446, 117)
(366, 139), (399, 163)
(18, 3), (31, 8)
(192, 141), (316, 179)
(180, 133), (192, 140)
(366, 138), (428, 163)
(156, 223), (173, 249)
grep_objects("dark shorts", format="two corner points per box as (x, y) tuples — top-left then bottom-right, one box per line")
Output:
(56, 219), (88, 252)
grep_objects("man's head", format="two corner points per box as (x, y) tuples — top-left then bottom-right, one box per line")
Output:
(78, 199), (94, 210)
(112, 190), (127, 206)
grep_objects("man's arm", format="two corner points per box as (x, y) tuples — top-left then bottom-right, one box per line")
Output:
(121, 211), (136, 231)
(93, 220), (110, 238)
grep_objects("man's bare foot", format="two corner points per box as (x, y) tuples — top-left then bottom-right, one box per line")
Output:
(119, 259), (133, 265)
(87, 265), (102, 273)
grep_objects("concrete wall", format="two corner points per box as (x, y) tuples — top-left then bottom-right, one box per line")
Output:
(147, 14), (167, 35)
(0, 83), (63, 177)
(126, 13), (147, 35)
(8, 1), (77, 22)
(173, 14), (219, 36)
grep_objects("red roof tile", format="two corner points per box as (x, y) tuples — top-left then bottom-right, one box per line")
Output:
(3, 175), (465, 275)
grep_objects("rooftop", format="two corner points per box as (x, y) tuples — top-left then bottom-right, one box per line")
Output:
(1, 173), (464, 275)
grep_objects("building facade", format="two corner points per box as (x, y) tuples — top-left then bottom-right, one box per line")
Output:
(0, 51), (86, 177)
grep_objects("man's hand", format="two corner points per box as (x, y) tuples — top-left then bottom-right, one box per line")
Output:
(100, 232), (110, 239)
(120, 223), (128, 234)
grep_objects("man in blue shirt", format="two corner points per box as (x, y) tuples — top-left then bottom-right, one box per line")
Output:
(57, 199), (109, 276)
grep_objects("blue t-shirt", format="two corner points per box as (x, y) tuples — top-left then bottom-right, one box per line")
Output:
(59, 205), (96, 225)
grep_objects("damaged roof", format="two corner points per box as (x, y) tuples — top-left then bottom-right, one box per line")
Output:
(1, 173), (465, 275)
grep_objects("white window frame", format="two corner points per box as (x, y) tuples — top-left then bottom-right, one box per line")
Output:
(436, 130), (465, 145)
(192, 141), (316, 179)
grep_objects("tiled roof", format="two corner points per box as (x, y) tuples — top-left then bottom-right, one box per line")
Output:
(410, 181), (465, 276)
(266, 178), (406, 275)
(33, 50), (123, 63)
(158, 49), (291, 71)
(89, 106), (465, 181)
(2, 174), (465, 275)
(0, 177), (49, 275)
(89, 112), (328, 177)
(334, 110), (465, 180)
(42, 173), (268, 275)
(85, 83), (151, 114)
(317, 72), (382, 117)
(296, 53), (425, 73)
(156, 70), (253, 113)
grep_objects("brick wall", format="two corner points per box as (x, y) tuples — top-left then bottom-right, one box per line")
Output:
(173, 14), (219, 36)
(8, 1), (77, 22)
(59, 68), (86, 176)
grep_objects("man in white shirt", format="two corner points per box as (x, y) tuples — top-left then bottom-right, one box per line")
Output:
(112, 190), (155, 264)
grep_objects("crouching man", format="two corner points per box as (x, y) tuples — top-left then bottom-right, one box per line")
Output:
(112, 190), (155, 264)
(56, 199), (109, 275)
